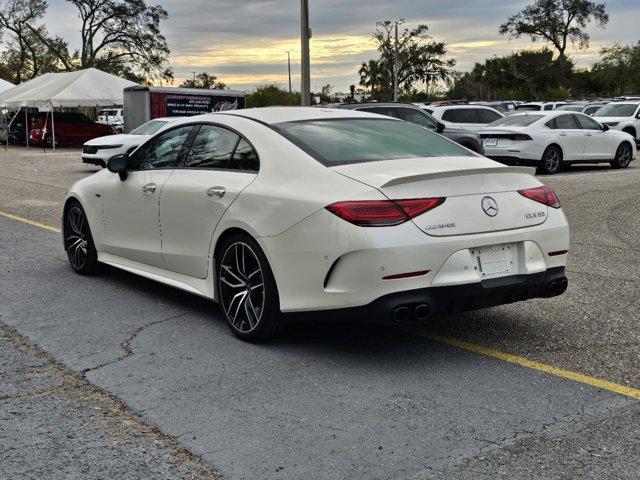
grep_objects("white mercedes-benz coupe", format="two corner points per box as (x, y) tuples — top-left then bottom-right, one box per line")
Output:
(63, 107), (570, 341)
(480, 111), (636, 174)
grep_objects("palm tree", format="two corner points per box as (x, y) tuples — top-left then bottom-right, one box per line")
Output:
(359, 60), (382, 98)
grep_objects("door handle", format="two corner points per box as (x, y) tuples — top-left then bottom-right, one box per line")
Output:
(558, 132), (567, 137)
(142, 183), (156, 194)
(206, 186), (226, 198)
(585, 132), (593, 136)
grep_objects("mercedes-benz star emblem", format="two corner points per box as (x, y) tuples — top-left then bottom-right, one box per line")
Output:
(481, 196), (499, 217)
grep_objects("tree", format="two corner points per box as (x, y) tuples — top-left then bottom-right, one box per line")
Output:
(245, 84), (300, 108)
(499, 0), (608, 63)
(368, 20), (455, 100)
(180, 72), (226, 90)
(28, 0), (172, 83)
(592, 42), (640, 96)
(0, 0), (67, 83)
(358, 59), (387, 99)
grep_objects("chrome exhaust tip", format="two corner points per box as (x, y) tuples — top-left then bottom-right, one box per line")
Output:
(392, 306), (412, 323)
(413, 304), (431, 321)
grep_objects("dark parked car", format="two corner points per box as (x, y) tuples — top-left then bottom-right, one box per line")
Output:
(29, 112), (114, 147)
(333, 102), (484, 154)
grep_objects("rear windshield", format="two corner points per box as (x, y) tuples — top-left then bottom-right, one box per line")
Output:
(488, 115), (544, 127)
(594, 104), (638, 117)
(131, 120), (169, 136)
(273, 119), (475, 166)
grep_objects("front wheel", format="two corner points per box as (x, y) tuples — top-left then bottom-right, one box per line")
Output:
(63, 201), (100, 275)
(217, 234), (281, 342)
(538, 146), (562, 175)
(44, 134), (60, 148)
(611, 142), (632, 169)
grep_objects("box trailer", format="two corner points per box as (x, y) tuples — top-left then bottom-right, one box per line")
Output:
(123, 86), (245, 132)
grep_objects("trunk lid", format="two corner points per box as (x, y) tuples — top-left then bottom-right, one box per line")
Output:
(332, 157), (547, 236)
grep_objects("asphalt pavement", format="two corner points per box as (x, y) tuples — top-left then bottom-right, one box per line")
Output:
(1, 147), (640, 479)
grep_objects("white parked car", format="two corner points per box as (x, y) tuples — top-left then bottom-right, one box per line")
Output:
(480, 111), (636, 174)
(555, 103), (608, 116)
(593, 101), (640, 143)
(82, 117), (182, 167)
(63, 107), (569, 342)
(515, 102), (567, 112)
(97, 108), (124, 132)
(426, 105), (504, 134)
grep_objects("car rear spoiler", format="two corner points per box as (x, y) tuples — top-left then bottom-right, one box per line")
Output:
(381, 166), (536, 188)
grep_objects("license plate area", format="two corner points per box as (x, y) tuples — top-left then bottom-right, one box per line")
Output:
(470, 243), (516, 279)
(483, 137), (497, 146)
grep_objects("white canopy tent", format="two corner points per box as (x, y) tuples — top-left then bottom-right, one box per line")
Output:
(0, 68), (138, 149)
(0, 78), (14, 94)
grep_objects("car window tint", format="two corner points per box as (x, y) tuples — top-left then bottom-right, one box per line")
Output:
(584, 106), (601, 115)
(478, 109), (502, 123)
(441, 109), (454, 122)
(274, 119), (475, 166)
(360, 107), (400, 118)
(185, 125), (239, 169)
(229, 138), (259, 171)
(398, 108), (437, 130)
(453, 109), (481, 123)
(554, 114), (579, 129)
(131, 126), (193, 170)
(574, 114), (602, 130)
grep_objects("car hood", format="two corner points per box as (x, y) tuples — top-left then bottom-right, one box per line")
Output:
(84, 133), (145, 146)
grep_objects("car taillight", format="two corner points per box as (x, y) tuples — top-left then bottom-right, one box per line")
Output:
(518, 186), (560, 208)
(326, 198), (445, 227)
(510, 134), (532, 141)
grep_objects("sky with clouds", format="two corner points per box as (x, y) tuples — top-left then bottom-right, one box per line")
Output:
(45, 0), (640, 92)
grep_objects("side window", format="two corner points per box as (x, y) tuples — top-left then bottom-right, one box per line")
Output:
(574, 114), (602, 130)
(442, 109), (455, 122)
(360, 107), (400, 118)
(543, 104), (554, 111)
(398, 108), (437, 130)
(478, 109), (502, 123)
(545, 118), (557, 129)
(130, 126), (193, 170)
(184, 125), (239, 169)
(453, 109), (481, 123)
(229, 138), (259, 172)
(554, 115), (579, 129)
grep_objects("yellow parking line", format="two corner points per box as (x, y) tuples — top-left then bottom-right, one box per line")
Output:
(3, 208), (640, 402)
(0, 210), (61, 234)
(411, 330), (640, 401)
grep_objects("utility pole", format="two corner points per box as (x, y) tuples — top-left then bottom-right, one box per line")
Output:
(287, 51), (292, 93)
(300, 0), (311, 106)
(192, 71), (197, 83)
(392, 21), (399, 102)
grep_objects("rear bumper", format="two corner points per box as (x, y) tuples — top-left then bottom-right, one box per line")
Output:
(287, 267), (567, 323)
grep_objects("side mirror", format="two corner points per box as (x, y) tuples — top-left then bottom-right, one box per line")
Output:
(436, 122), (445, 134)
(107, 153), (129, 181)
(602, 124), (609, 132)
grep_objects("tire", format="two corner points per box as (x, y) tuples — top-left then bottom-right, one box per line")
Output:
(63, 200), (101, 275)
(538, 145), (563, 175)
(216, 233), (281, 342)
(611, 142), (632, 169)
(44, 134), (60, 148)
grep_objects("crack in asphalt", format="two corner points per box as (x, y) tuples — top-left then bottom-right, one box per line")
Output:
(81, 312), (188, 374)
